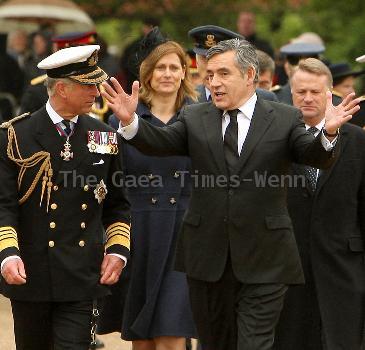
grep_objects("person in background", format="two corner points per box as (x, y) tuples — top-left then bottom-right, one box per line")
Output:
(275, 58), (365, 350)
(329, 62), (365, 98)
(108, 27), (197, 350)
(6, 30), (30, 70)
(0, 44), (130, 350)
(186, 49), (203, 87)
(271, 42), (325, 105)
(256, 49), (275, 90)
(119, 16), (160, 93)
(236, 11), (274, 58)
(188, 25), (279, 102)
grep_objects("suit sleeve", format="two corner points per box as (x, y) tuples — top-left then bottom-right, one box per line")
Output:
(289, 109), (338, 169)
(128, 107), (189, 157)
(101, 135), (131, 259)
(0, 130), (20, 263)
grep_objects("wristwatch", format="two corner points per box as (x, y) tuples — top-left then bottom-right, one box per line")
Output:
(323, 128), (339, 137)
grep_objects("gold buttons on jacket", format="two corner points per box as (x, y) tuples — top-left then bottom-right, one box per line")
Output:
(81, 204), (87, 210)
(53, 185), (58, 191)
(50, 203), (57, 210)
(83, 185), (89, 192)
(170, 197), (176, 204)
(79, 240), (85, 247)
(50, 222), (56, 229)
(151, 197), (157, 204)
(173, 171), (180, 178)
(80, 222), (86, 229)
(48, 241), (55, 248)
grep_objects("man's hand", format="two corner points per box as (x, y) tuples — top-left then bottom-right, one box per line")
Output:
(324, 91), (361, 134)
(101, 77), (139, 126)
(1, 258), (26, 285)
(100, 254), (125, 285)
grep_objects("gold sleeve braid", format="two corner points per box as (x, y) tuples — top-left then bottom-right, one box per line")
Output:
(1, 114), (53, 212)
(105, 222), (130, 250)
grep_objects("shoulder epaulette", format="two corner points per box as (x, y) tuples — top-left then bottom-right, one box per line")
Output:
(30, 74), (47, 86)
(270, 85), (281, 92)
(0, 113), (30, 129)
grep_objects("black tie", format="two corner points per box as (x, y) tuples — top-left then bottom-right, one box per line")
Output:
(224, 109), (239, 174)
(62, 120), (72, 136)
(305, 126), (318, 190)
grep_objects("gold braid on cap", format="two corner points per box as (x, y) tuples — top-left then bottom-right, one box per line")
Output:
(1, 114), (53, 212)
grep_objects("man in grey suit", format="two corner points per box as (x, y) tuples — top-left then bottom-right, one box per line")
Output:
(102, 39), (359, 350)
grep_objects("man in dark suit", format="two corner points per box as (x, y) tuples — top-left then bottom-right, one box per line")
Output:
(0, 45), (130, 350)
(188, 25), (279, 103)
(102, 39), (359, 350)
(274, 58), (365, 350)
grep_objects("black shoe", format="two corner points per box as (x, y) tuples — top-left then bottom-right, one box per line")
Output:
(90, 337), (105, 349)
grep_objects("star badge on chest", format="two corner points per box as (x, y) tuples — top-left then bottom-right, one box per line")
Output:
(94, 179), (108, 204)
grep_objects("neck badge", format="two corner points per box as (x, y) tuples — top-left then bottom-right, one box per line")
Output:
(87, 131), (118, 154)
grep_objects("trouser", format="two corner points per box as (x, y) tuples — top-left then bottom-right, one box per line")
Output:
(187, 259), (288, 350)
(11, 299), (93, 350)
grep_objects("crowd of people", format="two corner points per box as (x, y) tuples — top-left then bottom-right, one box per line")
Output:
(0, 9), (365, 350)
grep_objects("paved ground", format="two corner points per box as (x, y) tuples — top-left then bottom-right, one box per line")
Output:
(0, 295), (131, 350)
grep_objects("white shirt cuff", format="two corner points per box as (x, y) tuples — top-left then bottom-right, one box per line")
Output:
(320, 131), (338, 150)
(1, 255), (21, 272)
(117, 113), (139, 140)
(107, 253), (127, 267)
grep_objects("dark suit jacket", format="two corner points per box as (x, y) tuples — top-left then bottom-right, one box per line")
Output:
(128, 98), (338, 284)
(275, 122), (365, 350)
(0, 107), (130, 301)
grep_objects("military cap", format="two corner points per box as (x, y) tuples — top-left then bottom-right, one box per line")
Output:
(188, 25), (244, 56)
(52, 31), (97, 50)
(280, 42), (325, 66)
(356, 54), (365, 63)
(329, 62), (365, 80)
(37, 45), (108, 85)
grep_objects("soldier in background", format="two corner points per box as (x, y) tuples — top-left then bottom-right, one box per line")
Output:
(188, 25), (279, 103)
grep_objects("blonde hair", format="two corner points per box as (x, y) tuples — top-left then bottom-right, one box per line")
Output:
(292, 58), (333, 87)
(139, 41), (197, 110)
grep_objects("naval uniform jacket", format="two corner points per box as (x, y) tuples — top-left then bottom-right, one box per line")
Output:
(0, 107), (130, 302)
(127, 98), (338, 284)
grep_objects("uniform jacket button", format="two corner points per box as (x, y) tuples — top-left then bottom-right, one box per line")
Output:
(80, 222), (86, 229)
(151, 197), (157, 204)
(83, 185), (89, 191)
(50, 222), (56, 229)
(53, 185), (58, 191)
(81, 204), (87, 210)
(173, 171), (180, 178)
(50, 203), (57, 210)
(48, 241), (55, 248)
(79, 240), (85, 247)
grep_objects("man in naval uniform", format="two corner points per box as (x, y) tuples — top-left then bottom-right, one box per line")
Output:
(0, 45), (131, 350)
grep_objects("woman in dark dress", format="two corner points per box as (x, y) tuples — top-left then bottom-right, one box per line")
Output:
(118, 28), (198, 350)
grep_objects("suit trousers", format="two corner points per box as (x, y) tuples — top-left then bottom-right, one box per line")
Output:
(187, 257), (288, 350)
(11, 299), (93, 350)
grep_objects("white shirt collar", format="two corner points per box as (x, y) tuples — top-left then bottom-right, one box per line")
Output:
(205, 86), (211, 101)
(46, 100), (79, 125)
(305, 119), (325, 136)
(223, 93), (257, 120)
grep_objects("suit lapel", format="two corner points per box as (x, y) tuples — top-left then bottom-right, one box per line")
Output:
(202, 104), (228, 175)
(234, 98), (274, 174)
(316, 129), (347, 193)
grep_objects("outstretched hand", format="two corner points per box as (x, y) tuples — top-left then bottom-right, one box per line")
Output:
(101, 77), (139, 126)
(324, 91), (361, 133)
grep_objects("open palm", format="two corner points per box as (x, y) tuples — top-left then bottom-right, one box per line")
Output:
(101, 77), (139, 125)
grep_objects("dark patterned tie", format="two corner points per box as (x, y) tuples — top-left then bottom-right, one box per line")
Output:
(62, 120), (72, 136)
(224, 109), (239, 174)
(305, 126), (318, 191)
